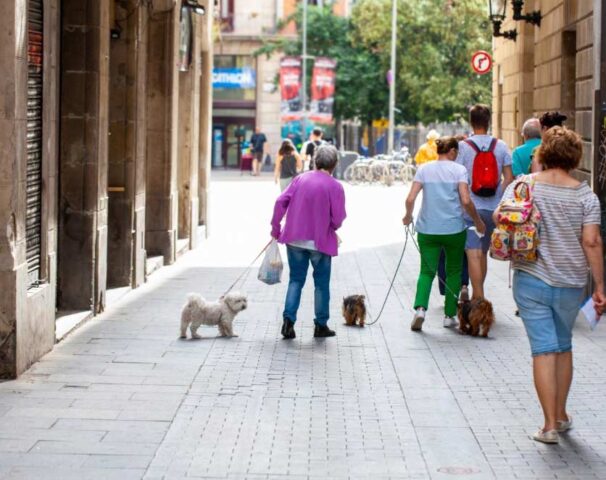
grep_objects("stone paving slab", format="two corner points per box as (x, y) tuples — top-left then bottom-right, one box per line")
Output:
(0, 175), (605, 479)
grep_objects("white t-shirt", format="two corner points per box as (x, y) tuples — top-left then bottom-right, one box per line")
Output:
(414, 160), (469, 235)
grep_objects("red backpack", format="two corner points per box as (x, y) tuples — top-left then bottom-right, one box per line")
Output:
(465, 138), (499, 197)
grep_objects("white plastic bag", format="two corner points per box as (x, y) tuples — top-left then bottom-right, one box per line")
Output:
(258, 240), (283, 285)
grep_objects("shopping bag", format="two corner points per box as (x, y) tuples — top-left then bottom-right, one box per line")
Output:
(258, 240), (283, 285)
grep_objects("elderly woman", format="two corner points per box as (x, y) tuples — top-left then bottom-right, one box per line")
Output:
(271, 145), (346, 339)
(496, 127), (605, 444)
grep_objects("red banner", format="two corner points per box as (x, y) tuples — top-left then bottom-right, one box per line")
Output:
(310, 57), (336, 123)
(280, 57), (303, 122)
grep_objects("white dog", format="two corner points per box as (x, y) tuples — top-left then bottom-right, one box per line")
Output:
(179, 292), (248, 339)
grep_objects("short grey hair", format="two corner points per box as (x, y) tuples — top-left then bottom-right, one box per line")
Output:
(314, 145), (339, 172)
(522, 118), (541, 140)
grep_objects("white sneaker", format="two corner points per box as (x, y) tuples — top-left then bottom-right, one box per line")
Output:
(410, 308), (425, 331)
(443, 316), (458, 328)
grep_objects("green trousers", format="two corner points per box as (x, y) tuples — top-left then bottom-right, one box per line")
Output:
(414, 231), (466, 317)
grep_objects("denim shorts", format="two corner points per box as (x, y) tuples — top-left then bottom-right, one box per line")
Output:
(513, 270), (584, 356)
(465, 209), (495, 252)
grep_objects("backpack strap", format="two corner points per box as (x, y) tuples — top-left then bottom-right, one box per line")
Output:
(488, 138), (498, 153)
(464, 139), (480, 153)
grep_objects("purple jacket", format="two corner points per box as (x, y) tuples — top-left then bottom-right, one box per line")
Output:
(271, 171), (346, 256)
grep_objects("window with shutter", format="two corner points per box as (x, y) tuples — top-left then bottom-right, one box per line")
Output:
(26, 0), (43, 286)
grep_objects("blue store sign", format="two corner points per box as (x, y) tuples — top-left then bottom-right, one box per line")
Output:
(212, 67), (256, 90)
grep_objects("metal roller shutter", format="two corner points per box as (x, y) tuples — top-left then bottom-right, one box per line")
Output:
(26, 0), (43, 286)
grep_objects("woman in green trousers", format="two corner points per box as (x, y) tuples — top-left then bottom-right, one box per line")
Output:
(403, 137), (486, 332)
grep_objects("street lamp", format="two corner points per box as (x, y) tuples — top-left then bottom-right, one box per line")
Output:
(511, 0), (541, 26)
(488, 0), (517, 41)
(184, 0), (206, 15)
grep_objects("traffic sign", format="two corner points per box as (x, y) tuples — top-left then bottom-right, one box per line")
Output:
(471, 50), (492, 75)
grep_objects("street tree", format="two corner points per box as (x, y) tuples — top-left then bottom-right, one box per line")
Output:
(352, 0), (492, 124)
(255, 5), (389, 133)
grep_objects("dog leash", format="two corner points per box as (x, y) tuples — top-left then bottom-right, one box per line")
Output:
(365, 222), (462, 326)
(222, 239), (273, 297)
(365, 224), (416, 326)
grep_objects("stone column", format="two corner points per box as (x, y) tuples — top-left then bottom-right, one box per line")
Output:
(0, 0), (60, 378)
(177, 8), (202, 249)
(145, 4), (180, 264)
(108, 1), (147, 288)
(199, 0), (213, 234)
(58, 0), (110, 313)
(0, 0), (29, 378)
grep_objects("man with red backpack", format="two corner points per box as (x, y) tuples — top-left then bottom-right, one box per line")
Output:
(456, 104), (514, 299)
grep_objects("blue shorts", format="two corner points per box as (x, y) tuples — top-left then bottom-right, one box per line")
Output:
(513, 270), (584, 356)
(465, 209), (495, 252)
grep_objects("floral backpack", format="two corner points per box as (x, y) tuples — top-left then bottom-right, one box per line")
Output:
(489, 175), (541, 262)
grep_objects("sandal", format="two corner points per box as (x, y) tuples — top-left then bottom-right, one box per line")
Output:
(557, 415), (573, 433)
(532, 429), (559, 444)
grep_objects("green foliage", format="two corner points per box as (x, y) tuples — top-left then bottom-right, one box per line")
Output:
(255, 5), (388, 124)
(353, 0), (492, 124)
(255, 0), (492, 125)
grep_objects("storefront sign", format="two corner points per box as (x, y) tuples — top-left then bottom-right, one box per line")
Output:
(280, 57), (303, 121)
(310, 57), (337, 123)
(212, 67), (257, 89)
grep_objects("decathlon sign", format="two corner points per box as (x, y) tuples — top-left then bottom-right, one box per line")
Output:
(212, 67), (256, 89)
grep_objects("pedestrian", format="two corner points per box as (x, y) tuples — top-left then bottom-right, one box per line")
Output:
(271, 145), (346, 339)
(530, 111), (567, 173)
(274, 139), (302, 191)
(512, 118), (541, 177)
(456, 104), (514, 299)
(495, 127), (605, 444)
(304, 127), (324, 171)
(250, 127), (268, 176)
(437, 250), (469, 300)
(403, 136), (486, 331)
(414, 129), (440, 166)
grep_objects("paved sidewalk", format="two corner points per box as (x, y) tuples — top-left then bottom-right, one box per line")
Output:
(1, 173), (606, 479)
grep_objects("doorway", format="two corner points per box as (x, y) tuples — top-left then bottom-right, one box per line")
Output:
(212, 117), (255, 168)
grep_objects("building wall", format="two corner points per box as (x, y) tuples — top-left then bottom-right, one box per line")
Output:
(214, 0), (349, 163)
(492, 0), (595, 182)
(0, 0), (213, 379)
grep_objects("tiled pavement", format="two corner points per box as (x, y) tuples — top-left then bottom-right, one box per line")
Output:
(1, 172), (606, 479)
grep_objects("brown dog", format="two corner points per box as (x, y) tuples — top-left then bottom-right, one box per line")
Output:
(342, 295), (366, 327)
(457, 298), (495, 338)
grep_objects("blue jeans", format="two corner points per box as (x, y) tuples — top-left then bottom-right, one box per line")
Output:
(513, 270), (584, 356)
(283, 245), (332, 326)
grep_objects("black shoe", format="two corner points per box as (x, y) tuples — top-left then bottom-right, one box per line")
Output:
(515, 310), (520, 317)
(314, 324), (336, 338)
(281, 319), (296, 339)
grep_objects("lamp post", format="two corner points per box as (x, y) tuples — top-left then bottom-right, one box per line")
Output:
(488, 0), (517, 41)
(387, 0), (397, 154)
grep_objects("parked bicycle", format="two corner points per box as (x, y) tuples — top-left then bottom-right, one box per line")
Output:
(343, 148), (416, 186)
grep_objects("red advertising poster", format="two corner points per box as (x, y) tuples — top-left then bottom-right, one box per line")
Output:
(280, 57), (303, 121)
(310, 57), (337, 123)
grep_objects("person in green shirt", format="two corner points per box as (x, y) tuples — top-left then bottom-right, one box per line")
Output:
(512, 118), (541, 177)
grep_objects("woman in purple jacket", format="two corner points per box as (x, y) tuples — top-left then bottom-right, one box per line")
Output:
(271, 146), (347, 339)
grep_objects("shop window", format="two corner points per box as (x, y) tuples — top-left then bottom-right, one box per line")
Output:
(219, 0), (234, 32)
(213, 55), (256, 102)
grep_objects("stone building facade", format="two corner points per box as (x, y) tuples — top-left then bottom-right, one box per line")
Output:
(491, 0), (599, 184)
(0, 0), (213, 378)
(212, 0), (350, 169)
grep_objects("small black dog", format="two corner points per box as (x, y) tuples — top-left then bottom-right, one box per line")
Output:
(342, 295), (366, 327)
